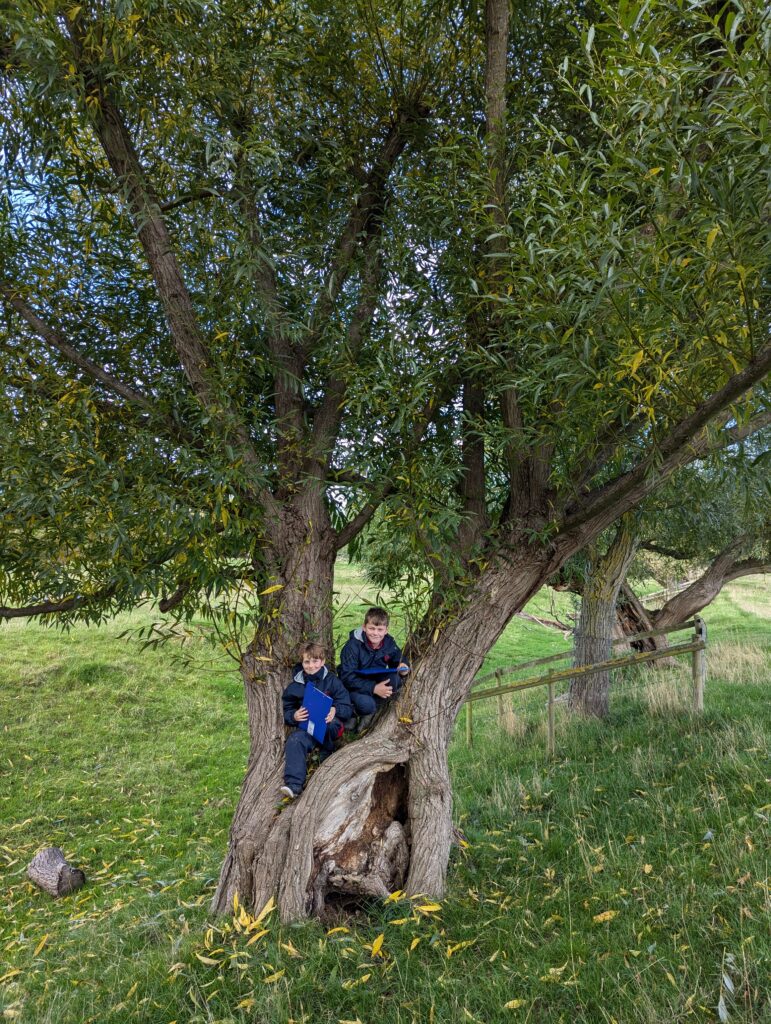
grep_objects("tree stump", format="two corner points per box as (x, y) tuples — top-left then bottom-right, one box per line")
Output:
(27, 847), (86, 897)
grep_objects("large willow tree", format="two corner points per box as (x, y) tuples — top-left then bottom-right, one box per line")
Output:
(2, 0), (769, 919)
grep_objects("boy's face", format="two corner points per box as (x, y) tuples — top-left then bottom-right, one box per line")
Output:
(363, 620), (388, 646)
(301, 654), (325, 675)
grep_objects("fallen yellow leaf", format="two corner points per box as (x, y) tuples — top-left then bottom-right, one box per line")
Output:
(33, 934), (49, 957)
(504, 1000), (527, 1010)
(593, 910), (618, 923)
(371, 933), (384, 957)
(263, 969), (285, 984)
(254, 896), (276, 926)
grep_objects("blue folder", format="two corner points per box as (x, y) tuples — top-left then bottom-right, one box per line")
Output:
(301, 682), (333, 743)
(356, 664), (410, 675)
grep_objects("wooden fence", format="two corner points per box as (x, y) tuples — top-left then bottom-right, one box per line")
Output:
(462, 616), (708, 753)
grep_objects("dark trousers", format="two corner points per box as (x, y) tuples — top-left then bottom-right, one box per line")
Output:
(350, 674), (402, 716)
(284, 727), (337, 792)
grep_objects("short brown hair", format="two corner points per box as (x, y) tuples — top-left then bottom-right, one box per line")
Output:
(364, 606), (389, 626)
(299, 641), (326, 661)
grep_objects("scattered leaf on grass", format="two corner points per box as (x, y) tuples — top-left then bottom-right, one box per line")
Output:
(342, 973), (371, 990)
(371, 933), (384, 957)
(33, 935), (49, 956)
(593, 910), (618, 923)
(263, 969), (285, 984)
(195, 954), (221, 966)
(504, 1000), (527, 1010)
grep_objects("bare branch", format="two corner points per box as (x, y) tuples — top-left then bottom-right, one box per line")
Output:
(640, 541), (692, 560)
(0, 586), (117, 620)
(158, 581), (192, 613)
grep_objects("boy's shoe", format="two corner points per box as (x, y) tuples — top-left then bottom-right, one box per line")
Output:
(356, 713), (375, 733)
(280, 785), (298, 799)
(344, 718), (358, 732)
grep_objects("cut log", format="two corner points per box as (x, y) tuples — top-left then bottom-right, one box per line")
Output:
(27, 847), (86, 897)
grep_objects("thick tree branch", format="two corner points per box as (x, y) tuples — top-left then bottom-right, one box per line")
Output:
(725, 557), (770, 581)
(0, 587), (117, 620)
(651, 536), (768, 629)
(305, 103), (426, 357)
(233, 159), (305, 446)
(558, 342), (771, 538)
(457, 381), (488, 551)
(65, 23), (268, 498)
(640, 540), (692, 560)
(310, 239), (384, 460)
(334, 480), (397, 552)
(1, 285), (154, 413)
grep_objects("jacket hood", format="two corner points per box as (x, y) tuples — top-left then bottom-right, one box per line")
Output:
(293, 664), (329, 685)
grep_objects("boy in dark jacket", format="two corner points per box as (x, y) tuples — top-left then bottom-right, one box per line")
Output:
(280, 642), (352, 799)
(338, 606), (409, 730)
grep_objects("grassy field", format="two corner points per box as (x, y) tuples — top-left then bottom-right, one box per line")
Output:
(1, 574), (769, 1024)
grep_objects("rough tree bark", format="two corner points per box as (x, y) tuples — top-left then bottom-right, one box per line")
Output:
(213, 544), (559, 920)
(616, 540), (769, 652)
(568, 515), (640, 718)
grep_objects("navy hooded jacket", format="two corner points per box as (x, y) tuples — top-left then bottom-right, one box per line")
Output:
(282, 664), (353, 735)
(338, 627), (404, 697)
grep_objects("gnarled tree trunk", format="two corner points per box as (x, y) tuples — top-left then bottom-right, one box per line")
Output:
(569, 515), (639, 718)
(212, 544), (559, 920)
(212, 490), (338, 914)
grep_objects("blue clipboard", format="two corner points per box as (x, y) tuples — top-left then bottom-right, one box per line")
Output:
(356, 664), (409, 675)
(301, 682), (333, 743)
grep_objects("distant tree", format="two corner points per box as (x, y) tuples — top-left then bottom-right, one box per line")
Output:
(1, 0), (769, 919)
(559, 443), (768, 715)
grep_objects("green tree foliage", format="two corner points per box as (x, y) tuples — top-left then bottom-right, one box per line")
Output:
(1, 0), (770, 913)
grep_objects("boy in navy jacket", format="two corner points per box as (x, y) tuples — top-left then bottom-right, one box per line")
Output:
(281, 642), (352, 798)
(338, 606), (409, 730)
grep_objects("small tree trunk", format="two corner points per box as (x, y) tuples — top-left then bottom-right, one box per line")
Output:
(569, 516), (639, 717)
(28, 848), (85, 897)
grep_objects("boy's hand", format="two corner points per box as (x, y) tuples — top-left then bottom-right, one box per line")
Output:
(397, 662), (410, 675)
(325, 705), (336, 724)
(294, 706), (309, 722)
(373, 680), (393, 698)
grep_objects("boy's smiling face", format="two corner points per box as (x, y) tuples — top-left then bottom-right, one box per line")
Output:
(363, 620), (388, 647)
(301, 654), (325, 675)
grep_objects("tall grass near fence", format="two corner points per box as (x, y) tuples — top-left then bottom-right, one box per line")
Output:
(1, 577), (769, 1023)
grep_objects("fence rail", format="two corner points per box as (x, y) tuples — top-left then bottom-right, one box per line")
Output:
(462, 617), (707, 753)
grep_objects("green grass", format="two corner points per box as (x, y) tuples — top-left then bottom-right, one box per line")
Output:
(1, 575), (769, 1023)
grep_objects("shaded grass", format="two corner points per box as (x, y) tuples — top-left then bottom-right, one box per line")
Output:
(1, 577), (769, 1023)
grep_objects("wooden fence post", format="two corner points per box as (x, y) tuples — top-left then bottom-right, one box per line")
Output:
(496, 669), (504, 730)
(466, 701), (473, 747)
(547, 680), (555, 758)
(692, 616), (707, 713)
